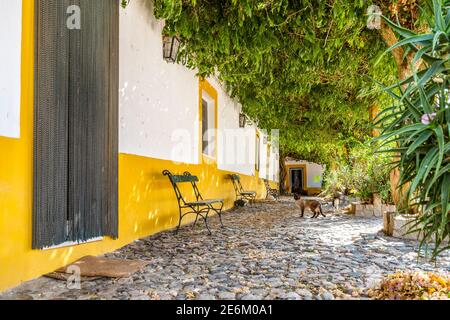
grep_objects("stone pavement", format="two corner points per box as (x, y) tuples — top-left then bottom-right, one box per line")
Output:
(1, 198), (449, 300)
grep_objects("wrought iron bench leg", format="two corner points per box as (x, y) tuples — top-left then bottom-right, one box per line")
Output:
(213, 203), (225, 228)
(219, 205), (224, 227)
(203, 211), (212, 236)
(193, 214), (199, 228)
(218, 213), (224, 227)
(194, 207), (213, 235)
(175, 209), (183, 234)
(248, 196), (255, 207)
(192, 205), (201, 228)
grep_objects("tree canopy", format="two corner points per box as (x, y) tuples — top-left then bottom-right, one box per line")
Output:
(131, 0), (422, 165)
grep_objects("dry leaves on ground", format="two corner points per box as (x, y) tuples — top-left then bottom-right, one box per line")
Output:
(368, 271), (450, 300)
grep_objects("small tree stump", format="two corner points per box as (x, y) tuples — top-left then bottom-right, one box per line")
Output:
(383, 211), (395, 236)
(393, 215), (420, 240)
(373, 193), (382, 217)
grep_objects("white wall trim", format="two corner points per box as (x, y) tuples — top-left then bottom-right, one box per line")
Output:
(0, 0), (22, 139)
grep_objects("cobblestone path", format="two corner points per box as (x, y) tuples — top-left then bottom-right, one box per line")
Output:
(1, 198), (449, 300)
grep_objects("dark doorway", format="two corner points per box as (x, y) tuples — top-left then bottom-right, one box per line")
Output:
(290, 169), (305, 195)
(33, 0), (119, 249)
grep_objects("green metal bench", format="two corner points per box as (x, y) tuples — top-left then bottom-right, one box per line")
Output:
(264, 179), (280, 200)
(229, 174), (257, 206)
(163, 170), (224, 235)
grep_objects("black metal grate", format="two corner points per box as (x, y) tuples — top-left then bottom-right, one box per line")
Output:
(33, 0), (119, 249)
(104, 0), (119, 239)
(33, 0), (70, 249)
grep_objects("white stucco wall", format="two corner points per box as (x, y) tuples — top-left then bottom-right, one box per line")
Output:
(211, 77), (256, 176)
(118, 0), (273, 178)
(0, 0), (22, 139)
(255, 131), (280, 182)
(258, 132), (268, 179)
(285, 159), (324, 188)
(119, 0), (199, 164)
(269, 148), (280, 183)
(306, 163), (324, 188)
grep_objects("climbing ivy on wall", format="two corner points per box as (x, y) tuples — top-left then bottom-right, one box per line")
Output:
(123, 0), (428, 165)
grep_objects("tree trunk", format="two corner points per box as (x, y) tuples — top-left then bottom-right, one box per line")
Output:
(279, 155), (287, 195)
(370, 104), (380, 137)
(379, 21), (413, 207)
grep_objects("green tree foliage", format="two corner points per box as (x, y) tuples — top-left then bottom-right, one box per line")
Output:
(147, 0), (397, 165)
(322, 142), (393, 203)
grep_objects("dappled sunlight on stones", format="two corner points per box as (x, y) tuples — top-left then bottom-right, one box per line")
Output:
(1, 198), (449, 300)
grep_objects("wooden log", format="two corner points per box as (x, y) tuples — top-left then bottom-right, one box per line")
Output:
(383, 211), (396, 236)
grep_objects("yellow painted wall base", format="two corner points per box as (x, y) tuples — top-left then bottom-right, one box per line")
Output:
(0, 149), (276, 292)
(0, 0), (279, 292)
(306, 189), (322, 196)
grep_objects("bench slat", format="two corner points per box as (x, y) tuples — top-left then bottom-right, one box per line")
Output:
(187, 199), (224, 206)
(240, 191), (256, 195)
(170, 175), (199, 183)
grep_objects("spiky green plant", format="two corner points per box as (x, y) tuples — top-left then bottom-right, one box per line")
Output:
(374, 0), (450, 258)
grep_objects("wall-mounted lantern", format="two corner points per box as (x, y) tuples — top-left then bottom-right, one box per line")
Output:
(239, 113), (246, 128)
(162, 35), (181, 63)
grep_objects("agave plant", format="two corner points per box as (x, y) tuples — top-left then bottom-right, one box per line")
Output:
(374, 0), (450, 258)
